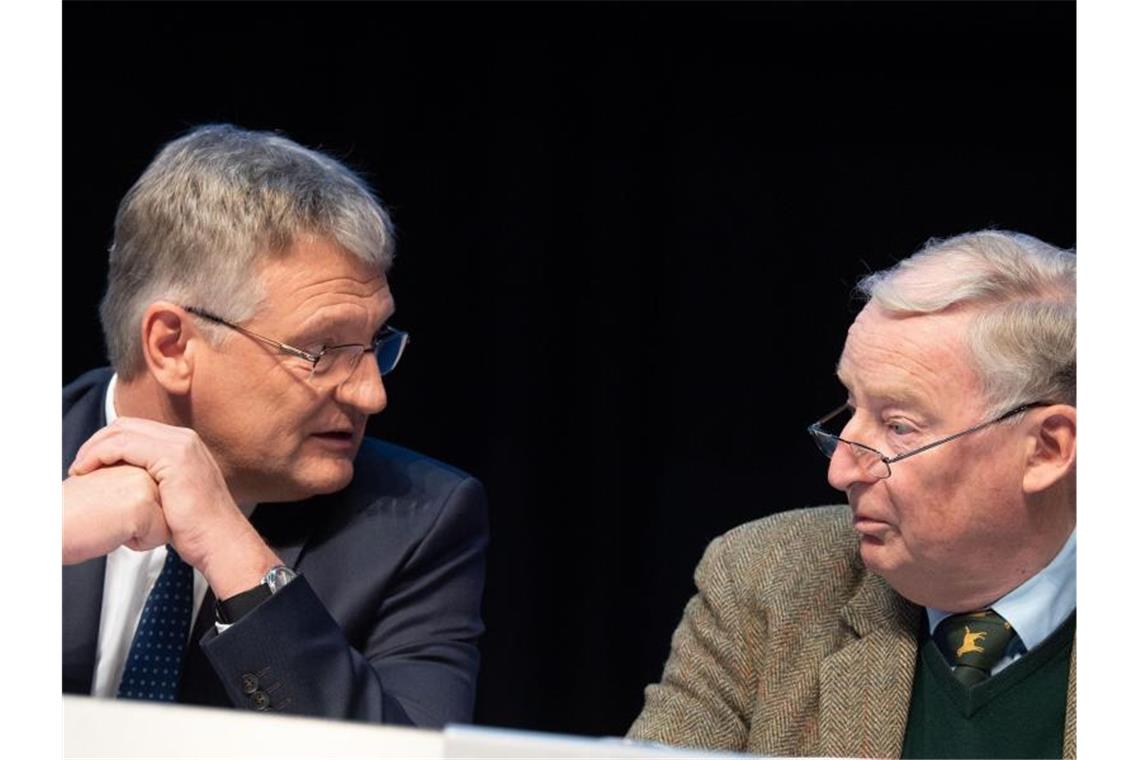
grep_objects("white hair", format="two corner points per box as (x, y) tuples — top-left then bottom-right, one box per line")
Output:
(99, 124), (396, 378)
(857, 230), (1075, 415)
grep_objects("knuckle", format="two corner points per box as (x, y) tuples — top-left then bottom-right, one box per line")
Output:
(174, 426), (201, 450)
(123, 467), (158, 500)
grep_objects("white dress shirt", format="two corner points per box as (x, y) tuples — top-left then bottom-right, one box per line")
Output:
(926, 528), (1076, 675)
(88, 373), (216, 697)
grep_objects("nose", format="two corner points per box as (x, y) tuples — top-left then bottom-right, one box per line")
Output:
(335, 352), (387, 416)
(827, 436), (883, 493)
(828, 441), (869, 492)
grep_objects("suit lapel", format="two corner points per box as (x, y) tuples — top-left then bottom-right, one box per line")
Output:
(62, 558), (107, 694)
(61, 371), (111, 695)
(819, 570), (920, 758)
(1063, 635), (1076, 759)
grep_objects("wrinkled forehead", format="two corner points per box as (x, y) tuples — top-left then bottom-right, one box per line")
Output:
(836, 303), (984, 407)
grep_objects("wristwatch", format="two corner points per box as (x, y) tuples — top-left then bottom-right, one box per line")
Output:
(215, 565), (298, 625)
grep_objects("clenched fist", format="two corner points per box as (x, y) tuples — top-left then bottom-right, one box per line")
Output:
(66, 417), (281, 598)
(63, 464), (167, 564)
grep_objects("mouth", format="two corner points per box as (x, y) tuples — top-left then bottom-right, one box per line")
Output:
(310, 429), (358, 448)
(852, 511), (893, 539)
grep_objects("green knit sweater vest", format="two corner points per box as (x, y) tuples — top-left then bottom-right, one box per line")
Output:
(902, 612), (1075, 759)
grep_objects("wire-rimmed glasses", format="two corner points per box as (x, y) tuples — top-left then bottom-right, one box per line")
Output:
(184, 306), (409, 389)
(806, 401), (1051, 480)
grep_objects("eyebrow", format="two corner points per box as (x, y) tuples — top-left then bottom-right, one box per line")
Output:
(295, 310), (394, 344)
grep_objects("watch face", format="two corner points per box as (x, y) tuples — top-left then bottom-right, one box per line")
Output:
(265, 565), (298, 594)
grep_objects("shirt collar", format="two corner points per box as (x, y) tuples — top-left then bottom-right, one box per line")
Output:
(104, 371), (119, 425)
(926, 528), (1076, 653)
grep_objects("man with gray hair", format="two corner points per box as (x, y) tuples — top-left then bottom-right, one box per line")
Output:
(62, 125), (488, 727)
(629, 231), (1076, 758)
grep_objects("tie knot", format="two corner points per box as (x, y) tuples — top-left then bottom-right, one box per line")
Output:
(935, 609), (1017, 686)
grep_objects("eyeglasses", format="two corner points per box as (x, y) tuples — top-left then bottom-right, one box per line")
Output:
(184, 306), (409, 389)
(806, 401), (1051, 480)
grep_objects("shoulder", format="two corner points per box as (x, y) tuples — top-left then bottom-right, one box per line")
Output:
(717, 504), (857, 560)
(62, 368), (112, 473)
(698, 505), (863, 605)
(349, 437), (485, 508)
(63, 367), (112, 416)
(267, 438), (487, 578)
(312, 437), (488, 541)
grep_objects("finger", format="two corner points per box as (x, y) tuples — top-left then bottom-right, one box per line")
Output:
(72, 420), (184, 478)
(70, 433), (133, 476)
(62, 474), (162, 563)
(72, 437), (160, 478)
(70, 424), (122, 475)
(71, 417), (185, 475)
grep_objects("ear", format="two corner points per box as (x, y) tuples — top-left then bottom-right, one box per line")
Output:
(138, 302), (198, 396)
(1022, 405), (1077, 495)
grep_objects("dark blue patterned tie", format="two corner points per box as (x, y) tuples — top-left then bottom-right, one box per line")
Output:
(116, 546), (194, 701)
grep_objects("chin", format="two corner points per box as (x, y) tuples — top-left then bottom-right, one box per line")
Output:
(858, 539), (900, 576)
(261, 457), (355, 501)
(296, 460), (356, 496)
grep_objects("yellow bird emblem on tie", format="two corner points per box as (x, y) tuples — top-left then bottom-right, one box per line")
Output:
(956, 626), (988, 657)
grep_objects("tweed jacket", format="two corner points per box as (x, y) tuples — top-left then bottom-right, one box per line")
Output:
(628, 506), (1076, 758)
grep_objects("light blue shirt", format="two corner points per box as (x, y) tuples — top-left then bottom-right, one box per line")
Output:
(926, 528), (1076, 675)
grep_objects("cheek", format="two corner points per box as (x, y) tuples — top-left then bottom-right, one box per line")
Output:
(222, 377), (321, 449)
(883, 474), (958, 544)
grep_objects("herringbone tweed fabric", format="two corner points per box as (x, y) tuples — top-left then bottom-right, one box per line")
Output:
(628, 505), (1076, 758)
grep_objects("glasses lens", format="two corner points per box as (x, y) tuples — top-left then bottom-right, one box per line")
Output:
(311, 347), (373, 388)
(845, 440), (891, 480)
(808, 428), (839, 458)
(807, 405), (890, 480)
(309, 349), (349, 387)
(304, 331), (407, 386)
(375, 330), (407, 376)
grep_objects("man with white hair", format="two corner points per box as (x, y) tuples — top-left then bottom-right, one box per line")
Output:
(62, 125), (488, 727)
(629, 231), (1076, 758)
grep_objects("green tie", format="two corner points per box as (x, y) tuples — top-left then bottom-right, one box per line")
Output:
(934, 609), (1019, 687)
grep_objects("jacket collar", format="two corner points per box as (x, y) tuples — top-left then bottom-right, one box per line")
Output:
(819, 565), (921, 758)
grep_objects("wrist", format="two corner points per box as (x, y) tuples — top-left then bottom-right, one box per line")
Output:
(215, 564), (298, 626)
(199, 526), (281, 600)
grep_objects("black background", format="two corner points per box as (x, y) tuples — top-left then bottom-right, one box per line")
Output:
(64, 1), (1074, 737)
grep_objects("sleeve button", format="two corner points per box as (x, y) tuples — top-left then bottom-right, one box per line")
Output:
(251, 690), (271, 710)
(240, 674), (259, 694)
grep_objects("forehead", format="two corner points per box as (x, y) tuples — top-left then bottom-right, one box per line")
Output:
(255, 236), (393, 327)
(836, 304), (983, 411)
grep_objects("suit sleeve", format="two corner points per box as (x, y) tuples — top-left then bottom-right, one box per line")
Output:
(198, 476), (489, 727)
(626, 535), (757, 751)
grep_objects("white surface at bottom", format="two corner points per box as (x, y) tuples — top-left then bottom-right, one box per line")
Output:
(442, 724), (750, 758)
(64, 695), (757, 758)
(63, 694), (443, 759)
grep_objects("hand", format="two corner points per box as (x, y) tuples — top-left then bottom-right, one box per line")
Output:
(69, 417), (281, 597)
(63, 464), (167, 564)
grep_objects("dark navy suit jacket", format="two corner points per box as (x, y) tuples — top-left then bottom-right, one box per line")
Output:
(62, 368), (488, 727)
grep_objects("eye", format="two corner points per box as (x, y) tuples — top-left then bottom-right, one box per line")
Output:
(885, 419), (917, 436)
(293, 343), (329, 373)
(303, 340), (332, 355)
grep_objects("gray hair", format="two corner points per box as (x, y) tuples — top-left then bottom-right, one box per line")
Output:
(857, 230), (1075, 415)
(100, 124), (395, 379)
